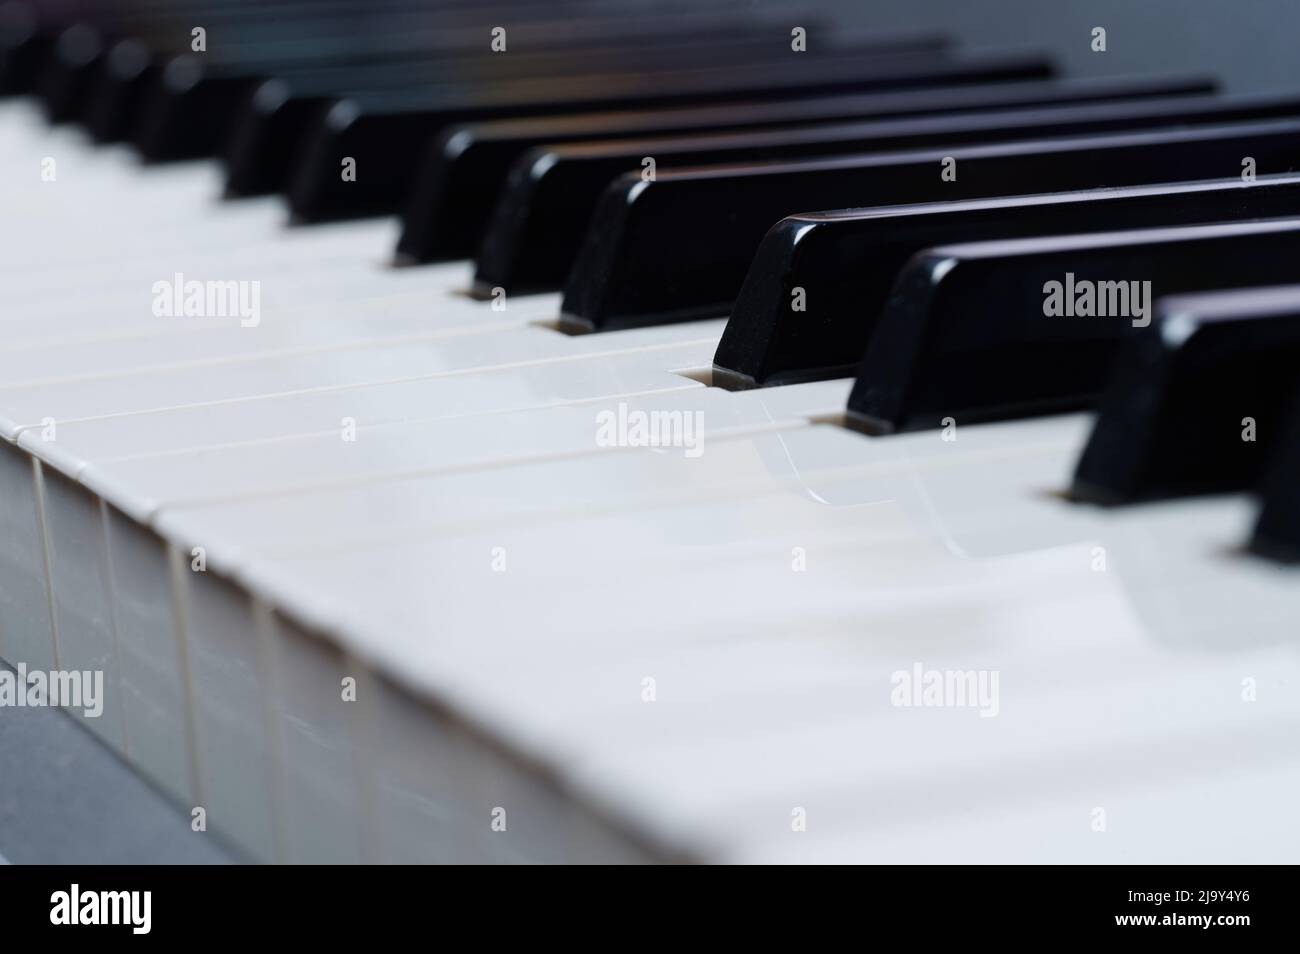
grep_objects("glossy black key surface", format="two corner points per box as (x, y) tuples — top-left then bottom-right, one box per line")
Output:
(132, 55), (277, 161)
(44, 1), (423, 145)
(287, 52), (1051, 222)
(0, 0), (54, 94)
(1, 0), (685, 102)
(86, 0), (322, 144)
(1070, 287), (1300, 505)
(81, 1), (390, 143)
(479, 90), (1300, 294)
(25, 0), (383, 126)
(35, 22), (101, 121)
(1252, 389), (1300, 563)
(714, 173), (1300, 389)
(83, 37), (155, 141)
(136, 42), (501, 161)
(222, 31), (814, 197)
(79, 0), (547, 139)
(134, 2), (815, 160)
(844, 218), (1300, 435)
(559, 119), (1300, 332)
(396, 75), (1214, 264)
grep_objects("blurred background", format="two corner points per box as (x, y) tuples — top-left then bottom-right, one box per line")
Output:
(8, 0), (1296, 93)
(832, 0), (1292, 95)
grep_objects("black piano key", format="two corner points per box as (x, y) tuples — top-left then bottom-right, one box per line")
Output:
(74, 1), (375, 141)
(3, 0), (502, 101)
(0, 0), (53, 95)
(221, 57), (494, 182)
(135, 4), (811, 161)
(222, 78), (333, 196)
(714, 173), (1300, 389)
(132, 54), (275, 161)
(36, 22), (103, 122)
(224, 49), (657, 196)
(1251, 388), (1300, 563)
(844, 218), (1300, 436)
(134, 50), (453, 162)
(217, 26), (946, 189)
(559, 118), (1300, 332)
(282, 43), (993, 219)
(480, 89), (1300, 295)
(287, 52), (1052, 223)
(83, 37), (155, 142)
(81, 0), (511, 140)
(396, 74), (1215, 264)
(36, 0), (363, 128)
(1070, 286), (1300, 505)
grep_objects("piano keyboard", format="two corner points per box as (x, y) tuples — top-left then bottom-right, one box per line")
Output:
(2, 0), (1299, 865)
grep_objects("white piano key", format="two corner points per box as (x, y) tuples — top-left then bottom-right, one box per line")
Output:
(147, 416), (918, 578)
(20, 345), (707, 478)
(153, 411), (1289, 859)
(357, 666), (677, 863)
(36, 467), (125, 748)
(362, 671), (478, 863)
(7, 337), (733, 842)
(4, 229), (470, 314)
(175, 565), (281, 862)
(101, 506), (196, 805)
(6, 236), (462, 309)
(87, 377), (844, 532)
(583, 649), (1300, 861)
(253, 493), (1300, 860)
(0, 320), (722, 442)
(738, 756), (1300, 863)
(0, 441), (55, 671)
(265, 612), (372, 864)
(0, 295), (542, 378)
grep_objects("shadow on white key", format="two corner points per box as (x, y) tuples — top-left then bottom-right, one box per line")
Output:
(38, 467), (126, 748)
(102, 506), (196, 805)
(172, 559), (279, 862)
(265, 610), (373, 864)
(0, 441), (55, 671)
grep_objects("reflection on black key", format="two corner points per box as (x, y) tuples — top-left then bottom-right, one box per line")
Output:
(714, 173), (1300, 389)
(397, 75), (1215, 264)
(224, 60), (474, 194)
(288, 52), (1051, 222)
(134, 54), (281, 161)
(85, 37), (160, 142)
(1071, 287), (1300, 504)
(1252, 389), (1300, 563)
(145, 5), (836, 162)
(93, 4), (485, 147)
(223, 79), (332, 195)
(223, 20), (946, 196)
(844, 218), (1300, 435)
(480, 91), (1300, 293)
(559, 119), (1300, 331)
